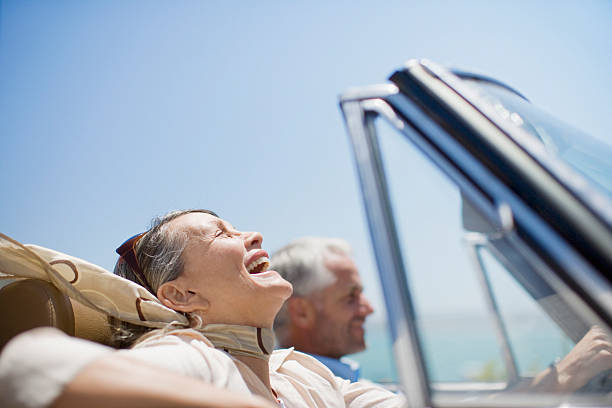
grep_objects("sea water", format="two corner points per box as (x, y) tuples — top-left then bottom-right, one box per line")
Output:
(348, 316), (574, 385)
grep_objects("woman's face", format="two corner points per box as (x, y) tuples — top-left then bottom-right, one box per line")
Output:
(159, 212), (293, 328)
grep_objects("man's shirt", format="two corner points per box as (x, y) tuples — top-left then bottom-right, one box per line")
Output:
(310, 353), (361, 382)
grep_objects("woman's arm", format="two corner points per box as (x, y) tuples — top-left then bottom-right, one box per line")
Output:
(52, 354), (276, 408)
(0, 328), (274, 408)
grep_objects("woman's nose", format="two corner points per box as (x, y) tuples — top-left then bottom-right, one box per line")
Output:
(244, 231), (263, 249)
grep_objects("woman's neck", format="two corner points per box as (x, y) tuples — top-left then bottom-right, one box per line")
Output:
(233, 354), (276, 401)
(193, 323), (278, 402)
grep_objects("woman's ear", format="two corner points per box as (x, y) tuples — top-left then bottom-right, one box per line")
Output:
(287, 297), (316, 329)
(157, 281), (210, 313)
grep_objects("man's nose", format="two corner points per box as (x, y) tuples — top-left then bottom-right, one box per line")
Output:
(244, 231), (263, 249)
(358, 294), (374, 317)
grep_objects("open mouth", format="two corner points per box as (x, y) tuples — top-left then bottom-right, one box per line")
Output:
(247, 256), (270, 274)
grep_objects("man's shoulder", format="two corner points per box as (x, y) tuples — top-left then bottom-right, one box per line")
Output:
(270, 348), (360, 382)
(270, 348), (333, 373)
(310, 353), (361, 382)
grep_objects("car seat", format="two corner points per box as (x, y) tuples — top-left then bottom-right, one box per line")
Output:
(0, 278), (112, 351)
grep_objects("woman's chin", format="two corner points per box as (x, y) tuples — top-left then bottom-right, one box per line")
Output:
(250, 270), (293, 296)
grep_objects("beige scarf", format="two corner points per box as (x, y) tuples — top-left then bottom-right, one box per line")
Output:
(0, 232), (273, 360)
(200, 324), (274, 360)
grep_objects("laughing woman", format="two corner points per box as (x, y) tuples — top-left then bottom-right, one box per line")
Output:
(0, 209), (403, 408)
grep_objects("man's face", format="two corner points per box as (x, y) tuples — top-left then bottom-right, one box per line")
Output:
(309, 253), (374, 358)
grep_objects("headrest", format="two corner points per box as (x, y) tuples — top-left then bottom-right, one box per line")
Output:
(0, 279), (74, 350)
(0, 277), (114, 349)
(0, 233), (189, 348)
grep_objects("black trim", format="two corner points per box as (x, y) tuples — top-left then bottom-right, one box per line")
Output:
(256, 327), (269, 355)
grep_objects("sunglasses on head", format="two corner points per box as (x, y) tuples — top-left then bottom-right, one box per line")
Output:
(116, 232), (155, 295)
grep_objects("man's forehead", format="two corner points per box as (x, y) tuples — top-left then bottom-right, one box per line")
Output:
(325, 251), (356, 269)
(324, 253), (362, 286)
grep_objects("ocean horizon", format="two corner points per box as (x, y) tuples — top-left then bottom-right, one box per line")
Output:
(348, 314), (573, 385)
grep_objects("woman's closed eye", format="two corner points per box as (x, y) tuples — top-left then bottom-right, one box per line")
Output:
(214, 229), (229, 238)
(215, 227), (238, 238)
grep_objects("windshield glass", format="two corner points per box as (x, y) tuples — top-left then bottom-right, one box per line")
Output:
(465, 79), (612, 200)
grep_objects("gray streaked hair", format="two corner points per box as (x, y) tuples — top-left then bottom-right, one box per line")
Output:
(271, 237), (351, 347)
(111, 209), (217, 348)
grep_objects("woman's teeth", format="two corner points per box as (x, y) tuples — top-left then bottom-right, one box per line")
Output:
(247, 257), (270, 274)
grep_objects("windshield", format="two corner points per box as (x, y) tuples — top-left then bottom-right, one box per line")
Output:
(370, 113), (612, 403)
(464, 79), (612, 200)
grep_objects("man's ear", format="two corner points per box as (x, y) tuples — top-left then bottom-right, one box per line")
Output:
(157, 281), (209, 313)
(287, 297), (316, 329)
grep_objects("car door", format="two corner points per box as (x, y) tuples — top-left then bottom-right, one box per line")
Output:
(339, 59), (612, 407)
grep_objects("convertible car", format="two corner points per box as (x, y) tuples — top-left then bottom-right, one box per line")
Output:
(0, 59), (610, 408)
(339, 59), (612, 407)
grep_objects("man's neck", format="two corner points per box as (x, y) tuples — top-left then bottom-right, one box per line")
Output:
(286, 332), (341, 359)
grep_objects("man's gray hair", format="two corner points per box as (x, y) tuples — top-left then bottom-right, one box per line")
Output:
(271, 237), (352, 347)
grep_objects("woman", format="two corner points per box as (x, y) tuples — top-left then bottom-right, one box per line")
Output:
(3, 209), (607, 407)
(2, 209), (403, 408)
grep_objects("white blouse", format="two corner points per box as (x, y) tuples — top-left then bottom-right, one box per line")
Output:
(0, 327), (405, 408)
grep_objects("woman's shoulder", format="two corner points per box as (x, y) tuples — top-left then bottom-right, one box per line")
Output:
(126, 328), (238, 371)
(120, 328), (251, 390)
(133, 328), (215, 349)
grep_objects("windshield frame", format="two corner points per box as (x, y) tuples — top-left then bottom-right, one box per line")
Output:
(388, 60), (612, 282)
(438, 62), (612, 228)
(462, 78), (612, 209)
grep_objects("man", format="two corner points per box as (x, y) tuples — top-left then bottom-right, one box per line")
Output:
(271, 237), (374, 382)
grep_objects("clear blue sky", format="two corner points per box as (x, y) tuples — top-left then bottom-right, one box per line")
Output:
(2, 1), (612, 327)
